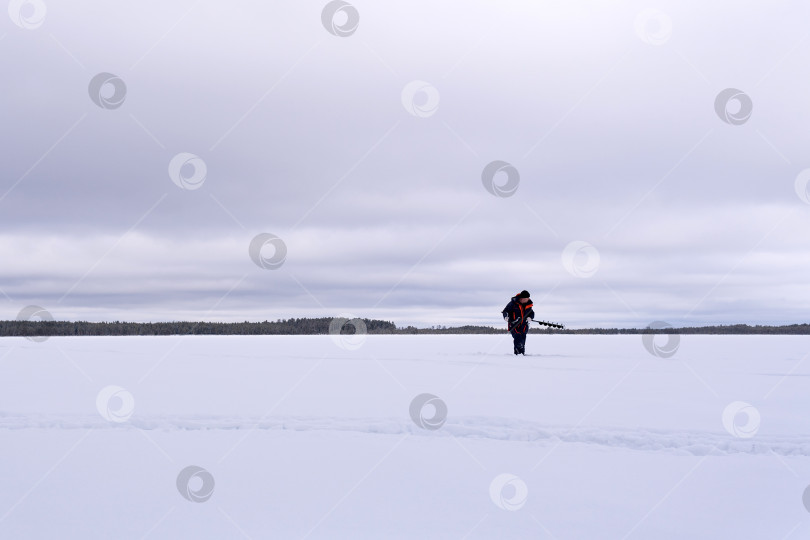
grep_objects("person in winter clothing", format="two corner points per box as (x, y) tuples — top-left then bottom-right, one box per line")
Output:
(502, 290), (535, 355)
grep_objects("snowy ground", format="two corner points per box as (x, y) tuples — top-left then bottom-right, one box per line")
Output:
(0, 334), (809, 539)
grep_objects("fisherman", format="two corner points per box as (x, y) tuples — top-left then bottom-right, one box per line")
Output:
(502, 290), (534, 355)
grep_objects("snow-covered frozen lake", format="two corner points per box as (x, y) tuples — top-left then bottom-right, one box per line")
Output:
(0, 334), (808, 539)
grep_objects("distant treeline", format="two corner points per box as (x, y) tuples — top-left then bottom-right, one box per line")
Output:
(0, 318), (397, 338)
(2, 318), (810, 337)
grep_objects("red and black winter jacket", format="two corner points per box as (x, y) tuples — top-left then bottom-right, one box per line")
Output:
(502, 295), (535, 334)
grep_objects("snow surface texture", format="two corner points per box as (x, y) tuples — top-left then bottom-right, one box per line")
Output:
(0, 334), (808, 539)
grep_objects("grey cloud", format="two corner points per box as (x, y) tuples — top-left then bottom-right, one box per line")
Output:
(2, 0), (810, 328)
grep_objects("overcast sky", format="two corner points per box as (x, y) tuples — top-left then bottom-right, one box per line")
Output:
(2, 0), (810, 328)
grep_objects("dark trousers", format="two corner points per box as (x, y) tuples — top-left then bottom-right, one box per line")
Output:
(511, 330), (527, 352)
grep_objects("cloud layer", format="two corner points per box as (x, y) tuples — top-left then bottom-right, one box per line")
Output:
(2, 0), (809, 328)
